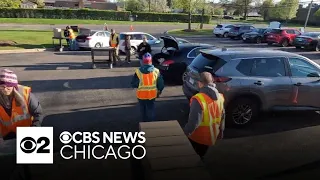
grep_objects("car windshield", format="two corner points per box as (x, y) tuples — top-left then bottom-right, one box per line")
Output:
(258, 28), (266, 33)
(216, 25), (223, 28)
(80, 30), (97, 36)
(270, 29), (282, 34)
(302, 32), (320, 38)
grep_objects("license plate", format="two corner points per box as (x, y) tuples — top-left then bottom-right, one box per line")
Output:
(189, 78), (194, 84)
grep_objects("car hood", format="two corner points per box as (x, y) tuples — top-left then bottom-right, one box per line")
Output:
(245, 32), (259, 35)
(160, 36), (179, 50)
(296, 35), (317, 39)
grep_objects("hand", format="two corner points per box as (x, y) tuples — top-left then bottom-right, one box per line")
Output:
(217, 131), (224, 139)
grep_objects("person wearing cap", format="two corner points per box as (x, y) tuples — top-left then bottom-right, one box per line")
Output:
(131, 53), (164, 122)
(109, 29), (121, 66)
(0, 69), (43, 141)
(184, 72), (225, 158)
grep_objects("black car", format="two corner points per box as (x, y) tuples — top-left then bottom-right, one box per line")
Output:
(228, 24), (256, 39)
(293, 32), (320, 51)
(149, 36), (190, 56)
(242, 28), (272, 43)
(153, 36), (216, 84)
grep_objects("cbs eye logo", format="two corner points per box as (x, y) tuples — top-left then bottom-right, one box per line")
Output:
(59, 131), (72, 144)
(20, 136), (50, 154)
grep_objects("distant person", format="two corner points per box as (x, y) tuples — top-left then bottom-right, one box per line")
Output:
(109, 29), (121, 66)
(67, 26), (77, 51)
(131, 53), (164, 122)
(184, 72), (225, 158)
(124, 35), (132, 64)
(0, 69), (43, 141)
(64, 26), (70, 45)
(137, 36), (152, 66)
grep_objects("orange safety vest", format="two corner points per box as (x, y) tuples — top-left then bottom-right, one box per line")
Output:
(135, 68), (159, 100)
(0, 85), (33, 138)
(110, 34), (119, 47)
(188, 92), (225, 146)
(68, 29), (75, 39)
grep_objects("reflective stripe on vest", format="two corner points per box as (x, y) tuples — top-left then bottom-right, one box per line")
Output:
(0, 85), (32, 137)
(110, 34), (118, 47)
(188, 92), (225, 146)
(135, 68), (159, 100)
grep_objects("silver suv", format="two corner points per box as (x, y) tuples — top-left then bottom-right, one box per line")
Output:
(182, 48), (320, 127)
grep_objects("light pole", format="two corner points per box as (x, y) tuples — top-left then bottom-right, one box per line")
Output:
(304, 0), (314, 29)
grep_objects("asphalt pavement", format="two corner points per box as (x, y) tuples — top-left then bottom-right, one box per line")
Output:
(0, 34), (320, 179)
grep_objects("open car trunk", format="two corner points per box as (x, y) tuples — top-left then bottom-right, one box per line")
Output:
(160, 36), (179, 50)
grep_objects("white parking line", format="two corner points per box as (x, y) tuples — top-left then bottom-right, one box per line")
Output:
(56, 67), (70, 70)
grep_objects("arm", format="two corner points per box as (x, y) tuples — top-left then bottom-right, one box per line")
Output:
(156, 74), (165, 93)
(28, 92), (43, 127)
(131, 73), (139, 88)
(116, 35), (120, 46)
(183, 99), (203, 136)
(218, 108), (226, 139)
(147, 44), (152, 53)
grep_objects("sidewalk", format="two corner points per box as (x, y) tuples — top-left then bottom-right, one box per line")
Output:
(203, 125), (320, 179)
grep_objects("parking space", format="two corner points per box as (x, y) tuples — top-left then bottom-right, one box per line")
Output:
(0, 34), (320, 179)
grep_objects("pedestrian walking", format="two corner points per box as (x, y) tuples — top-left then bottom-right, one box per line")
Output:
(137, 36), (152, 66)
(109, 29), (121, 66)
(124, 35), (132, 64)
(131, 53), (164, 122)
(0, 69), (43, 141)
(184, 72), (225, 158)
(67, 26), (77, 51)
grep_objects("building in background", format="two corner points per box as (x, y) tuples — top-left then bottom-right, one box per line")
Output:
(21, 1), (38, 8)
(43, 0), (119, 10)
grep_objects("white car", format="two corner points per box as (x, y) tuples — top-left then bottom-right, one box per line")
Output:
(213, 24), (234, 38)
(76, 30), (110, 49)
(119, 32), (158, 55)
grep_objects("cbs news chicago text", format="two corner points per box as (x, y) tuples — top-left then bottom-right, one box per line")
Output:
(16, 127), (146, 164)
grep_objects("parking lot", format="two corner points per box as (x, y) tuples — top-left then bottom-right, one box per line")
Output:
(1, 34), (320, 179)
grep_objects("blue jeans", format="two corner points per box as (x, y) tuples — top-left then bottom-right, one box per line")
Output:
(69, 39), (78, 51)
(138, 99), (155, 122)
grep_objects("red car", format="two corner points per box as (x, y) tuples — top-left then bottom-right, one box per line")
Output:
(266, 28), (301, 47)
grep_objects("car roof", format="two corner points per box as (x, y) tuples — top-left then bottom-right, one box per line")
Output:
(120, 32), (147, 35)
(202, 48), (305, 60)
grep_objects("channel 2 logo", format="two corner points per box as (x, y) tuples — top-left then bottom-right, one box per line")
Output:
(16, 127), (53, 164)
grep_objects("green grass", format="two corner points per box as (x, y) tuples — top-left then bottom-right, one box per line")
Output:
(167, 29), (213, 36)
(0, 30), (55, 50)
(0, 18), (192, 25)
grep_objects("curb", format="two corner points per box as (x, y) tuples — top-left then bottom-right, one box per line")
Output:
(0, 48), (54, 54)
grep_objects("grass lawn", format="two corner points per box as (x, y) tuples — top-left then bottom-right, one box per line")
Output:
(167, 29), (213, 36)
(0, 18), (192, 25)
(0, 30), (55, 50)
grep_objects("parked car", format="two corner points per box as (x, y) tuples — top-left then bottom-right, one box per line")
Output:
(223, 15), (234, 19)
(182, 48), (320, 127)
(293, 32), (320, 51)
(266, 28), (301, 47)
(149, 36), (190, 56)
(153, 36), (216, 84)
(213, 24), (234, 38)
(119, 32), (158, 55)
(228, 24), (256, 39)
(76, 30), (110, 49)
(242, 28), (272, 43)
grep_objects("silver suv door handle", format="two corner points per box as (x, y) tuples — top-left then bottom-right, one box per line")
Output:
(254, 81), (263, 85)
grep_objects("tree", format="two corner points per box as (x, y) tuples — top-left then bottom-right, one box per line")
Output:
(126, 0), (148, 11)
(0, 0), (22, 8)
(214, 8), (224, 15)
(232, 0), (253, 19)
(315, 9), (320, 16)
(259, 0), (274, 21)
(149, 0), (169, 12)
(269, 0), (299, 21)
(27, 0), (44, 8)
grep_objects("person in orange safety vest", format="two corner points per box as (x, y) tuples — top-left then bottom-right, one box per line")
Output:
(0, 69), (43, 141)
(109, 29), (122, 66)
(131, 53), (164, 122)
(184, 71), (225, 158)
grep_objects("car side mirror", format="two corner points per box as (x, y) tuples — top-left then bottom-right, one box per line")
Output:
(307, 72), (320, 78)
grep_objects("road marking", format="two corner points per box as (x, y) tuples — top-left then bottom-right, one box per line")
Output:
(63, 82), (71, 89)
(56, 67), (69, 70)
